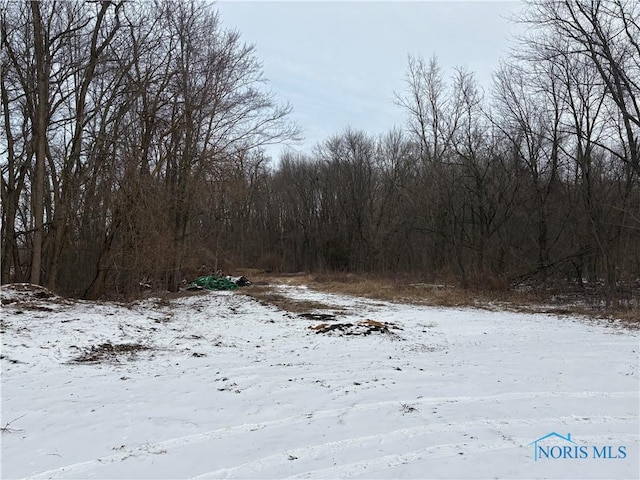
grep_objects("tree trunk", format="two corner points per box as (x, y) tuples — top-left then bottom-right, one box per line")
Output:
(0, 69), (25, 284)
(29, 1), (48, 286)
(85, 224), (118, 299)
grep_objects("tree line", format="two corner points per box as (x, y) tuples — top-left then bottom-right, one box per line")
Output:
(1, 0), (639, 302)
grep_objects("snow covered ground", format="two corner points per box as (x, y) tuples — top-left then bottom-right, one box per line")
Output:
(1, 283), (638, 479)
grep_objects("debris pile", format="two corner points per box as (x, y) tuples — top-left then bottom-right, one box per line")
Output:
(308, 319), (402, 336)
(188, 275), (251, 291)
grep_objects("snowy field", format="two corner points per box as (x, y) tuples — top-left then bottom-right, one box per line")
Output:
(1, 283), (638, 479)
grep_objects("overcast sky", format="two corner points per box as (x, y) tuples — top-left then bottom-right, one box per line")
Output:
(215, 1), (524, 156)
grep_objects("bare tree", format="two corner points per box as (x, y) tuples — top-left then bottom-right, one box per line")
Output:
(520, 0), (640, 175)
(2, 0), (298, 297)
(395, 55), (460, 163)
(159, 0), (299, 291)
(492, 61), (565, 280)
(516, 0), (640, 297)
(45, 1), (123, 291)
(1, 3), (30, 283)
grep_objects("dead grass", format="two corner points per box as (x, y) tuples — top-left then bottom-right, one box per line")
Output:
(247, 272), (639, 327)
(251, 272), (476, 307)
(242, 285), (342, 314)
(613, 308), (640, 323)
(71, 342), (151, 363)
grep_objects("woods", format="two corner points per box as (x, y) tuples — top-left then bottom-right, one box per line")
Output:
(1, 0), (639, 305)
(1, 0), (298, 296)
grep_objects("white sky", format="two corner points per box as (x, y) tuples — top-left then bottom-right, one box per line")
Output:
(215, 1), (524, 156)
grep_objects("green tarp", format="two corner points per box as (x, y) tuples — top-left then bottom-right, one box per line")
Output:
(190, 275), (239, 291)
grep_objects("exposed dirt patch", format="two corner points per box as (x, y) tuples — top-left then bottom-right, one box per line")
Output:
(243, 286), (342, 314)
(71, 342), (151, 364)
(299, 313), (337, 321)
